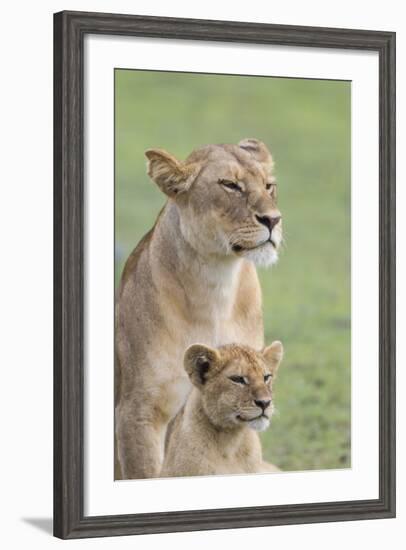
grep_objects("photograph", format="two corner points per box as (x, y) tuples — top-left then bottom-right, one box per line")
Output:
(52, 9), (395, 539)
(114, 69), (351, 481)
(0, 0), (400, 545)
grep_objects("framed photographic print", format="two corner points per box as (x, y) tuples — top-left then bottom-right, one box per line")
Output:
(54, 10), (396, 539)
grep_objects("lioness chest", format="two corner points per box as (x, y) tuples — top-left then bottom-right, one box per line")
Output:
(140, 256), (263, 421)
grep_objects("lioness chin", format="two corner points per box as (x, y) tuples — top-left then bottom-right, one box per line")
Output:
(115, 139), (283, 479)
(161, 341), (283, 478)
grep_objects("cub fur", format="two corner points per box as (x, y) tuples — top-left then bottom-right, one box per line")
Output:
(161, 341), (283, 478)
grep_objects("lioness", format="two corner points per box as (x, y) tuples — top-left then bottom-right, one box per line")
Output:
(161, 341), (283, 477)
(115, 139), (283, 479)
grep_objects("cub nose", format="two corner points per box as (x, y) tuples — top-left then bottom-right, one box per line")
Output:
(255, 215), (281, 232)
(254, 399), (271, 411)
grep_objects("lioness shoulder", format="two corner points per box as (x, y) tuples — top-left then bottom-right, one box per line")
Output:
(161, 341), (283, 478)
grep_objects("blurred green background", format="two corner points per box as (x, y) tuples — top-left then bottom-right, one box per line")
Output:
(115, 69), (351, 472)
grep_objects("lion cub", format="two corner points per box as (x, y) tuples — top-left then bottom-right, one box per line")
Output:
(161, 341), (283, 478)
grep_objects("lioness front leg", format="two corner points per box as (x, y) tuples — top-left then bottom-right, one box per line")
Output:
(116, 401), (166, 479)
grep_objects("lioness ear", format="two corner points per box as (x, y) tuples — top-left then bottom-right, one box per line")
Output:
(184, 344), (220, 388)
(238, 138), (274, 171)
(145, 148), (197, 198)
(263, 340), (284, 374)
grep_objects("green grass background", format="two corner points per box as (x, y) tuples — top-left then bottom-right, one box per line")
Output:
(115, 69), (351, 471)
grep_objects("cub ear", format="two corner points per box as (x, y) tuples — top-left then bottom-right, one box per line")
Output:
(238, 138), (274, 171)
(263, 340), (284, 374)
(145, 148), (197, 198)
(184, 344), (220, 388)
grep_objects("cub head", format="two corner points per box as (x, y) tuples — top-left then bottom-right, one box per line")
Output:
(145, 139), (282, 267)
(184, 341), (284, 432)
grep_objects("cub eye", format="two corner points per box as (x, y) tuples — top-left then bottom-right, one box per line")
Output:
(229, 375), (247, 385)
(264, 374), (272, 382)
(219, 179), (243, 193)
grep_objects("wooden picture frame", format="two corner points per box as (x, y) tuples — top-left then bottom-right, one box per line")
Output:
(54, 10), (396, 539)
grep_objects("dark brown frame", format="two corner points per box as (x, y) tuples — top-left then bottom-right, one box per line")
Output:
(54, 10), (396, 539)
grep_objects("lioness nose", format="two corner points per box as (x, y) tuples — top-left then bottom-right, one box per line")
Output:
(256, 215), (281, 232)
(254, 399), (271, 411)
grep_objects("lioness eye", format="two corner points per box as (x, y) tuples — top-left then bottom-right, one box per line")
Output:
(266, 183), (277, 197)
(229, 375), (247, 385)
(219, 179), (242, 193)
(264, 374), (272, 382)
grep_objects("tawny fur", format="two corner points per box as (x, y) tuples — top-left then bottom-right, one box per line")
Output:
(115, 139), (283, 479)
(161, 342), (283, 477)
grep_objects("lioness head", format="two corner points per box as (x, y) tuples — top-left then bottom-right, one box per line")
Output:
(184, 341), (283, 432)
(145, 139), (282, 266)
